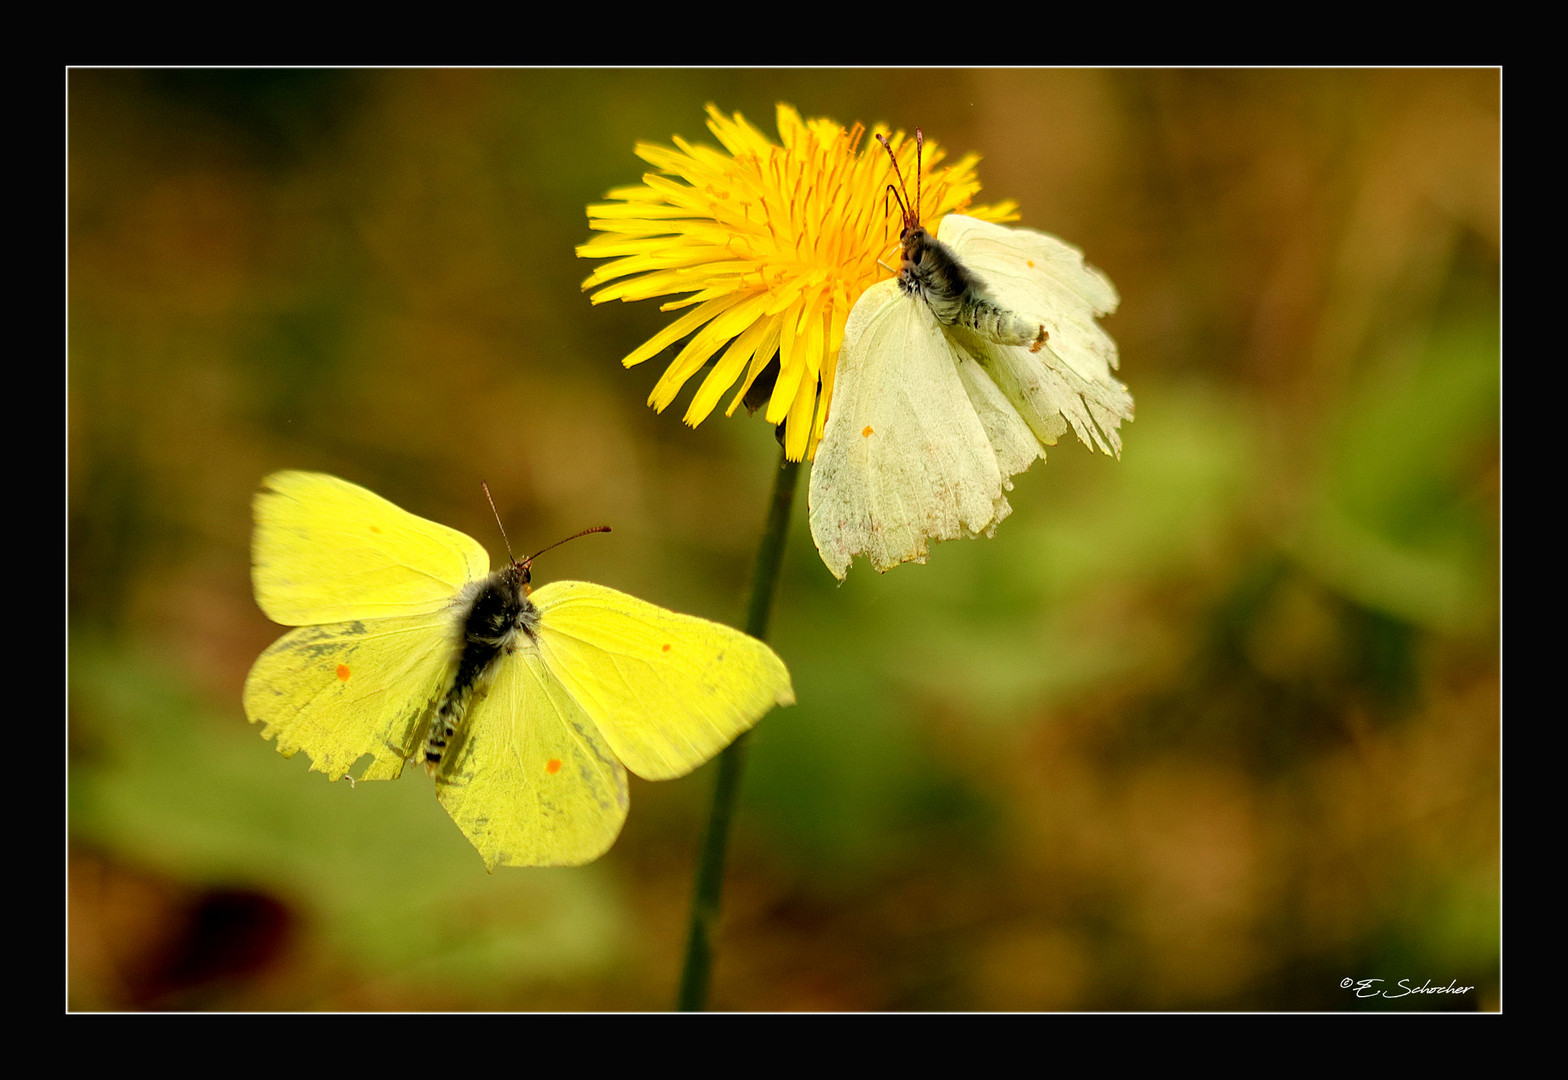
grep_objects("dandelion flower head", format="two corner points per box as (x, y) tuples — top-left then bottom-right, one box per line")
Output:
(577, 104), (1019, 461)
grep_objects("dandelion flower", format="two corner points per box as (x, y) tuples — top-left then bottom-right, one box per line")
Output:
(577, 103), (1018, 462)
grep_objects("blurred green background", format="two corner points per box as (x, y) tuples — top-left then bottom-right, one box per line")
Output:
(67, 68), (1499, 1012)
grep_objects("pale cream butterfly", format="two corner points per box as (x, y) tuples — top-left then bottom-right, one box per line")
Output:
(809, 129), (1133, 579)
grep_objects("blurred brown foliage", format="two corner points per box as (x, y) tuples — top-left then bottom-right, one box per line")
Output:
(68, 68), (1499, 1012)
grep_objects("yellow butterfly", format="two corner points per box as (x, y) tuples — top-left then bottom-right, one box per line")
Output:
(244, 471), (794, 870)
(809, 131), (1133, 579)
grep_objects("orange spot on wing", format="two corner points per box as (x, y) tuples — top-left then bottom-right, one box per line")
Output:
(662, 643), (671, 652)
(546, 759), (562, 774)
(1026, 259), (1036, 268)
(369, 525), (381, 533)
(862, 425), (874, 437)
(336, 664), (351, 681)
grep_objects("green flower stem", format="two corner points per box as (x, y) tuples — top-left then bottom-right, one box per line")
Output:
(676, 449), (801, 1012)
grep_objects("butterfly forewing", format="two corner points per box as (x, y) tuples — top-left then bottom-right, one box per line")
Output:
(939, 215), (1120, 322)
(809, 279), (1015, 579)
(253, 471), (491, 626)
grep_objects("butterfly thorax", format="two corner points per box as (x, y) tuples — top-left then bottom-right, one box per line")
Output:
(424, 564), (541, 771)
(897, 225), (1047, 353)
(462, 564), (540, 646)
(897, 227), (977, 320)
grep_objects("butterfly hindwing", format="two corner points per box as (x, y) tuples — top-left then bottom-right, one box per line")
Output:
(434, 645), (629, 870)
(529, 580), (796, 781)
(940, 215), (1133, 456)
(253, 470), (490, 626)
(243, 610), (457, 782)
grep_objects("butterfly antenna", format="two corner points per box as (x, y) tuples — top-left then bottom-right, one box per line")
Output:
(481, 480), (515, 564)
(522, 525), (612, 569)
(884, 181), (911, 237)
(876, 132), (919, 233)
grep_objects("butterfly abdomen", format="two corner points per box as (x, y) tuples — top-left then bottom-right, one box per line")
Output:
(899, 226), (1047, 352)
(424, 566), (540, 770)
